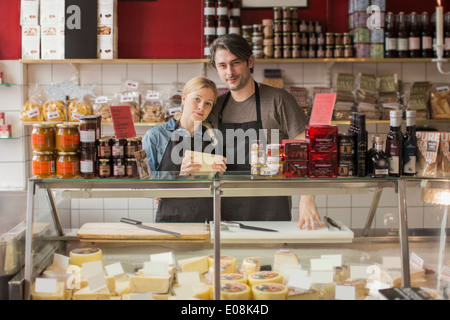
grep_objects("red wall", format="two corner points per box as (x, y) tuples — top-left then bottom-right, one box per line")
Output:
(0, 0), (449, 60)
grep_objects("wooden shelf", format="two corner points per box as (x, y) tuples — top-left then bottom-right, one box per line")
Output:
(21, 121), (163, 127)
(20, 59), (210, 64)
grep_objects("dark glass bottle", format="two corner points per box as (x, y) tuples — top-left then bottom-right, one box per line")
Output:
(445, 12), (450, 58)
(385, 110), (404, 177)
(397, 12), (409, 58)
(403, 110), (418, 176)
(355, 114), (368, 177)
(367, 135), (376, 175)
(421, 12), (433, 57)
(371, 136), (390, 178)
(385, 12), (398, 58)
(408, 12), (421, 58)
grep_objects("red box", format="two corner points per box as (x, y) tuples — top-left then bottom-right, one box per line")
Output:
(284, 160), (308, 178)
(305, 125), (338, 151)
(282, 139), (308, 161)
(308, 151), (338, 178)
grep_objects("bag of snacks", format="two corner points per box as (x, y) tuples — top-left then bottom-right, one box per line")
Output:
(378, 74), (402, 120)
(438, 132), (450, 178)
(68, 95), (93, 121)
(43, 98), (67, 121)
(141, 91), (165, 123)
(333, 74), (355, 120)
(417, 131), (440, 178)
(93, 95), (113, 122)
(430, 84), (450, 119)
(403, 82), (431, 120)
(355, 73), (381, 120)
(166, 85), (183, 121)
(289, 87), (310, 118)
(114, 91), (141, 122)
(21, 84), (45, 122)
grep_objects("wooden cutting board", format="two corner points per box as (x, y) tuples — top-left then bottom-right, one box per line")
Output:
(77, 222), (210, 241)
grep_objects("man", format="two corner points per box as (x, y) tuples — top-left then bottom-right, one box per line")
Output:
(208, 33), (323, 230)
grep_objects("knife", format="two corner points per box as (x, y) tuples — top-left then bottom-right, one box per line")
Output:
(120, 218), (181, 237)
(324, 216), (341, 230)
(221, 221), (279, 232)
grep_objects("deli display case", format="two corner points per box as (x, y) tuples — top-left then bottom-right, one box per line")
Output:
(21, 173), (450, 300)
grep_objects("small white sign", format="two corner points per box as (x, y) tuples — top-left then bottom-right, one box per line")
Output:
(350, 265), (371, 279)
(82, 260), (104, 279)
(150, 252), (175, 265)
(287, 274), (312, 291)
(105, 262), (124, 277)
(320, 254), (342, 267)
(382, 256), (401, 269)
(310, 258), (334, 271)
(143, 261), (168, 276)
(335, 284), (355, 300)
(310, 270), (334, 284)
(178, 272), (201, 286)
(410, 252), (424, 269)
(53, 253), (69, 270)
(35, 278), (57, 294)
(87, 273), (107, 291)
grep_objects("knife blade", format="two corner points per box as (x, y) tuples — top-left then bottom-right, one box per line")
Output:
(120, 218), (181, 237)
(221, 221), (279, 232)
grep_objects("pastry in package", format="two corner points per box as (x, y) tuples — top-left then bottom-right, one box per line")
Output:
(142, 91), (165, 123)
(93, 95), (113, 122)
(43, 99), (67, 121)
(438, 132), (450, 178)
(115, 91), (141, 122)
(430, 85), (450, 119)
(416, 131), (440, 178)
(21, 84), (45, 122)
(68, 96), (93, 121)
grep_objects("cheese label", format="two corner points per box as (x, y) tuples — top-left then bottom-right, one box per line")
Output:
(221, 273), (245, 281)
(250, 271), (280, 280)
(221, 283), (247, 293)
(254, 283), (285, 293)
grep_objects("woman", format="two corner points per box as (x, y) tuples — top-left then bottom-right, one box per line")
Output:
(142, 76), (226, 222)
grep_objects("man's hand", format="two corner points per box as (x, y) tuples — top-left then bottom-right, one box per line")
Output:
(297, 195), (324, 230)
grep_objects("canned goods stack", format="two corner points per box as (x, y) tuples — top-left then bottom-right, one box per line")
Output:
(251, 24), (264, 59)
(305, 125), (338, 178)
(203, 0), (242, 58)
(262, 19), (274, 58)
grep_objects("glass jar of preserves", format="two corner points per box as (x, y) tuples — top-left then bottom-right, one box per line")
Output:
(344, 45), (353, 58)
(274, 46), (283, 59)
(290, 7), (298, 20)
(126, 137), (140, 158)
(292, 45), (301, 58)
(204, 16), (216, 36)
(292, 32), (301, 45)
(98, 136), (113, 158)
(217, 16), (228, 37)
(32, 123), (55, 152)
(282, 33), (291, 45)
(79, 116), (98, 148)
(98, 158), (112, 178)
(204, 0), (216, 17)
(126, 158), (138, 178)
(300, 32), (308, 45)
(113, 158), (126, 178)
(325, 33), (335, 46)
(317, 33), (325, 46)
(283, 45), (292, 58)
(334, 45), (344, 58)
(299, 20), (308, 33)
(273, 7), (282, 20)
(343, 33), (352, 45)
(282, 7), (290, 19)
(273, 20), (282, 33)
(274, 33), (283, 46)
(281, 20), (291, 33)
(32, 151), (55, 179)
(334, 33), (343, 46)
(217, 0), (228, 17)
(229, 17), (240, 35)
(56, 152), (80, 179)
(56, 123), (79, 152)
(80, 147), (96, 179)
(300, 45), (308, 58)
(308, 46), (316, 58)
(317, 45), (325, 58)
(308, 33), (317, 46)
(229, 0), (241, 18)
(325, 45), (334, 58)
(112, 138), (126, 158)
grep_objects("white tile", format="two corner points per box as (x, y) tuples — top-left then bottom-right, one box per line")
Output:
(127, 63), (152, 84)
(281, 63), (303, 85)
(70, 210), (80, 228)
(102, 64), (127, 85)
(314, 195), (327, 208)
(378, 188), (398, 207)
(375, 207), (399, 229)
(326, 207), (351, 228)
(253, 63), (278, 83)
(327, 194), (351, 208)
(303, 63), (329, 85)
(71, 199), (79, 209)
(104, 198), (129, 209)
(0, 137), (25, 162)
(351, 207), (372, 229)
(0, 162), (26, 189)
(351, 192), (374, 207)
(376, 123), (390, 135)
(353, 63), (377, 76)
(153, 64), (177, 84)
(0, 86), (23, 111)
(104, 209), (126, 222)
(27, 64), (52, 85)
(425, 62), (450, 83)
(330, 62), (353, 79)
(79, 198), (104, 209)
(100, 84), (121, 96)
(406, 207), (424, 229)
(79, 63), (102, 85)
(0, 60), (23, 84)
(376, 63), (401, 77)
(79, 209), (104, 224)
(129, 197), (154, 210)
(401, 63), (426, 83)
(424, 206), (448, 228)
(129, 209), (154, 223)
(406, 187), (425, 207)
(177, 64), (204, 84)
(51, 64), (74, 83)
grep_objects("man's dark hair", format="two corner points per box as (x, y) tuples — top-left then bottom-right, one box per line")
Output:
(209, 34), (254, 73)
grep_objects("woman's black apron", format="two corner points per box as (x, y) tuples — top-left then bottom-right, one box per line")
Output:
(156, 121), (214, 222)
(218, 81), (291, 221)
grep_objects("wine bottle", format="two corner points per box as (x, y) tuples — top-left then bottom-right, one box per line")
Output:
(355, 113), (368, 177)
(403, 110), (418, 175)
(385, 110), (404, 177)
(371, 135), (389, 178)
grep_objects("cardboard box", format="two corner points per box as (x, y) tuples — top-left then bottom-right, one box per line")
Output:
(40, 0), (65, 26)
(20, 0), (40, 26)
(22, 26), (40, 60)
(41, 25), (65, 60)
(97, 24), (118, 59)
(98, 0), (117, 25)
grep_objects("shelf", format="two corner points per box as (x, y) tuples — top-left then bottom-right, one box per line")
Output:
(0, 83), (19, 87)
(21, 121), (163, 127)
(20, 59), (210, 64)
(0, 137), (21, 140)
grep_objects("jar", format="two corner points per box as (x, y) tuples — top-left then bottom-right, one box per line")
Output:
(290, 7), (298, 20)
(343, 33), (352, 45)
(299, 20), (308, 32)
(126, 137), (140, 158)
(79, 116), (97, 148)
(300, 45), (308, 58)
(32, 123), (55, 152)
(98, 158), (112, 178)
(273, 7), (282, 20)
(80, 147), (96, 179)
(282, 45), (292, 58)
(273, 20), (282, 33)
(263, 43), (274, 58)
(217, 0), (228, 16)
(292, 32), (300, 45)
(308, 46), (316, 58)
(307, 21), (315, 33)
(314, 21), (323, 33)
(229, 0), (241, 17)
(281, 20), (291, 33)
(112, 138), (126, 158)
(282, 7), (290, 19)
(325, 33), (335, 45)
(217, 17), (228, 37)
(251, 32), (263, 46)
(204, 0), (216, 17)
(335, 33), (343, 46)
(229, 17), (240, 34)
(290, 20), (298, 32)
(253, 45), (263, 58)
(242, 25), (252, 38)
(113, 158), (126, 178)
(204, 16), (216, 36)
(274, 46), (283, 59)
(334, 45), (344, 58)
(204, 35), (215, 57)
(56, 123), (79, 152)
(32, 151), (55, 179)
(292, 45), (300, 58)
(317, 33), (325, 46)
(344, 45), (354, 58)
(300, 32), (308, 45)
(317, 45), (325, 58)
(56, 152), (80, 179)
(325, 45), (334, 58)
(262, 20), (273, 38)
(98, 136), (113, 158)
(126, 158), (139, 178)
(274, 33), (283, 45)
(252, 24), (263, 33)
(308, 33), (317, 46)
(282, 33), (291, 45)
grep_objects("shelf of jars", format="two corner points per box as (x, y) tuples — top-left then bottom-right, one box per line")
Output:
(21, 121), (162, 127)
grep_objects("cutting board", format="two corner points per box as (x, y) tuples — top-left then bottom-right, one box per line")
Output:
(210, 221), (354, 244)
(77, 222), (210, 241)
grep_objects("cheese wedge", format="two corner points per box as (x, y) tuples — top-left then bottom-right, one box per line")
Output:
(220, 282), (251, 300)
(129, 275), (171, 293)
(69, 248), (103, 267)
(252, 283), (288, 300)
(273, 249), (300, 272)
(248, 271), (283, 287)
(193, 283), (211, 300)
(178, 256), (209, 274)
(113, 280), (130, 296)
(239, 257), (261, 276)
(287, 288), (319, 300)
(208, 255), (237, 273)
(31, 281), (66, 300)
(72, 286), (111, 300)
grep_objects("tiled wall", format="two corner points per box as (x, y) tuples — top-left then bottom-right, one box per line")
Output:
(1, 59), (449, 230)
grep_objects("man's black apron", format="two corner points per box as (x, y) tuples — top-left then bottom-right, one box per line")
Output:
(156, 121), (214, 222)
(218, 81), (291, 221)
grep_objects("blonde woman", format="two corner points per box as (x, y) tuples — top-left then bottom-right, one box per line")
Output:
(143, 76), (226, 222)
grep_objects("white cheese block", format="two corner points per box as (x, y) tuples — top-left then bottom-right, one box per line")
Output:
(72, 286), (111, 300)
(247, 271), (283, 287)
(31, 281), (67, 300)
(178, 256), (209, 274)
(129, 275), (171, 293)
(220, 282), (251, 300)
(273, 249), (300, 272)
(252, 283), (288, 300)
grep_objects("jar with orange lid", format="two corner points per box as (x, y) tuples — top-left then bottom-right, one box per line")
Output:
(56, 152), (80, 179)
(32, 151), (55, 179)
(31, 123), (55, 151)
(56, 123), (80, 152)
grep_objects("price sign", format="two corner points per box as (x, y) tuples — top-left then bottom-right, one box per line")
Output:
(110, 105), (137, 139)
(309, 93), (337, 126)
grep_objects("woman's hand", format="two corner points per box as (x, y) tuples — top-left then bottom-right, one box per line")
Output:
(180, 155), (202, 175)
(297, 195), (324, 230)
(211, 156), (227, 172)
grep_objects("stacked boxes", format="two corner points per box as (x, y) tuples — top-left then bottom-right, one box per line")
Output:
(21, 0), (40, 60)
(305, 125), (338, 178)
(282, 139), (308, 178)
(40, 0), (65, 60)
(97, 0), (118, 59)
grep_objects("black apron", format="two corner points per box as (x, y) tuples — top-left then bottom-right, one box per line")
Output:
(218, 81), (291, 221)
(156, 121), (214, 222)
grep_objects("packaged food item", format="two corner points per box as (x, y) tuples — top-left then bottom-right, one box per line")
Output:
(31, 123), (56, 151)
(32, 151), (56, 178)
(114, 91), (141, 122)
(305, 125), (338, 151)
(430, 85), (450, 119)
(403, 82), (431, 120)
(438, 132), (450, 178)
(56, 151), (80, 179)
(282, 139), (308, 161)
(55, 123), (79, 152)
(416, 131), (440, 178)
(355, 73), (380, 120)
(93, 95), (112, 122)
(378, 74), (402, 120)
(289, 87), (310, 117)
(141, 91), (165, 123)
(21, 84), (45, 122)
(166, 85), (183, 121)
(308, 151), (338, 178)
(43, 98), (67, 122)
(68, 96), (93, 121)
(334, 74), (355, 120)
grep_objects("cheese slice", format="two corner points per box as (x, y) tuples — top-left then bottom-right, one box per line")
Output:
(247, 271), (283, 287)
(239, 257), (261, 276)
(31, 281), (66, 300)
(252, 283), (288, 300)
(287, 288), (319, 300)
(220, 273), (248, 284)
(105, 276), (116, 292)
(72, 286), (111, 300)
(312, 283), (336, 300)
(113, 280), (130, 296)
(178, 256), (209, 274)
(273, 249), (300, 272)
(193, 283), (211, 300)
(220, 282), (251, 300)
(208, 255), (237, 273)
(129, 275), (171, 293)
(69, 248), (103, 267)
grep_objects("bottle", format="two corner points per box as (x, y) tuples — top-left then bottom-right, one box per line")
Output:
(385, 110), (404, 177)
(370, 136), (390, 178)
(445, 12), (450, 58)
(367, 135), (376, 175)
(396, 12), (409, 58)
(384, 12), (398, 58)
(355, 114), (368, 177)
(408, 12), (421, 58)
(403, 110), (418, 176)
(421, 12), (433, 58)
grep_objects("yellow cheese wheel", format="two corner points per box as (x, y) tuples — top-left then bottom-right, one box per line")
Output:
(248, 271), (283, 287)
(69, 248), (103, 267)
(220, 273), (248, 284)
(252, 283), (289, 300)
(220, 282), (251, 300)
(208, 255), (237, 273)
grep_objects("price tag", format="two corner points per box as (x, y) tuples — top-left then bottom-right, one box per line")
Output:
(35, 278), (57, 294)
(146, 92), (160, 100)
(178, 272), (201, 286)
(309, 93), (337, 125)
(95, 96), (108, 104)
(143, 261), (168, 276)
(110, 105), (137, 139)
(410, 252), (424, 269)
(126, 80), (139, 90)
(150, 252), (174, 265)
(120, 93), (134, 103)
(53, 253), (69, 270)
(105, 262), (124, 277)
(287, 274), (312, 291)
(335, 284), (355, 300)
